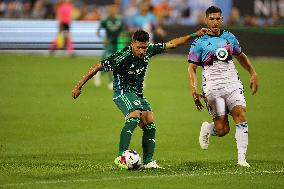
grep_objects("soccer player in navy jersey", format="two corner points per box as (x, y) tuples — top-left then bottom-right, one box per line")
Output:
(188, 6), (258, 167)
(72, 28), (208, 169)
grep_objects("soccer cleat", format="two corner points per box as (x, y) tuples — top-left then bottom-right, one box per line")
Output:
(114, 156), (128, 170)
(237, 160), (251, 167)
(237, 154), (250, 167)
(143, 160), (163, 169)
(199, 122), (210, 150)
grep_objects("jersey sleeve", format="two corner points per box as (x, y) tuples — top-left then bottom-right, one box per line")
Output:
(230, 33), (242, 55)
(148, 43), (166, 57)
(188, 39), (202, 65)
(101, 51), (121, 72)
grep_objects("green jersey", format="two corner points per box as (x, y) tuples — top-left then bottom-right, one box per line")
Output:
(101, 43), (166, 97)
(100, 16), (123, 45)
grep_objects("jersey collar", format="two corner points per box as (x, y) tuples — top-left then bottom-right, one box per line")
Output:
(207, 29), (224, 37)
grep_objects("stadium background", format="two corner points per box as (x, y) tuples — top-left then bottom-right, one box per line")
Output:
(0, 0), (283, 56)
(0, 0), (283, 188)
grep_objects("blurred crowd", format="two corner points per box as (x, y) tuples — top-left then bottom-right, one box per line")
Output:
(0, 0), (282, 27)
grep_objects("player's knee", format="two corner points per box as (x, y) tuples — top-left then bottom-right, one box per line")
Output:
(216, 130), (227, 137)
(216, 125), (230, 137)
(128, 110), (142, 119)
(145, 115), (154, 124)
(139, 111), (154, 127)
(232, 109), (246, 123)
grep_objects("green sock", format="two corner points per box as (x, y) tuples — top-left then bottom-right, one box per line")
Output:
(118, 117), (140, 156)
(142, 123), (156, 164)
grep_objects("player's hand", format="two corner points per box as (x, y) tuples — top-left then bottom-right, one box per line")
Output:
(250, 73), (258, 95)
(195, 28), (210, 37)
(72, 85), (81, 99)
(192, 92), (205, 111)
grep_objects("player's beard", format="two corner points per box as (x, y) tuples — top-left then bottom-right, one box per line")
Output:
(210, 26), (221, 35)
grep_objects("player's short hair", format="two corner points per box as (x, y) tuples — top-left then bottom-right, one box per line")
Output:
(132, 30), (149, 42)
(206, 6), (222, 16)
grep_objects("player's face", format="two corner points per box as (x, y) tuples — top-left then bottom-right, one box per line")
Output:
(206, 12), (223, 35)
(131, 41), (149, 59)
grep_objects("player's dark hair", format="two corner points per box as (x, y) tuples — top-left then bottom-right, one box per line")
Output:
(132, 30), (149, 42)
(206, 6), (222, 16)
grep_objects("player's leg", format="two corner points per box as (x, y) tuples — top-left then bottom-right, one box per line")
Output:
(231, 105), (250, 167)
(118, 109), (141, 155)
(113, 93), (142, 169)
(107, 71), (114, 90)
(49, 23), (64, 54)
(114, 94), (143, 156)
(199, 115), (229, 149)
(213, 115), (230, 137)
(140, 111), (155, 163)
(139, 96), (162, 169)
(65, 31), (74, 56)
(93, 44), (111, 88)
(114, 109), (140, 170)
(93, 71), (102, 87)
(139, 110), (162, 168)
(227, 88), (250, 167)
(199, 95), (229, 149)
(60, 23), (73, 55)
(49, 33), (60, 54)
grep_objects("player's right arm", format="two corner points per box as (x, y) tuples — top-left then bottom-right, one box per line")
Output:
(188, 63), (204, 111)
(72, 63), (102, 99)
(187, 34), (204, 111)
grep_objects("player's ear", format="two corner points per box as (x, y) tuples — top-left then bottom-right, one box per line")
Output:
(204, 14), (210, 25)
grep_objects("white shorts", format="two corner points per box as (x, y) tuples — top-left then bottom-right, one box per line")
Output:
(205, 88), (246, 118)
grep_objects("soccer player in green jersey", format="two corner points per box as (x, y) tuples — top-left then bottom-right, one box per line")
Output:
(94, 4), (124, 89)
(72, 28), (208, 169)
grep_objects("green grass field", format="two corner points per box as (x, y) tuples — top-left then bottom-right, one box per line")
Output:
(0, 54), (283, 188)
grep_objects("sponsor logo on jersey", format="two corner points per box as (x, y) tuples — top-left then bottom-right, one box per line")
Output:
(216, 47), (228, 61)
(133, 100), (141, 105)
(128, 67), (145, 75)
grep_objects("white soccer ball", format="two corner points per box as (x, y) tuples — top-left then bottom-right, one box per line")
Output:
(121, 150), (141, 170)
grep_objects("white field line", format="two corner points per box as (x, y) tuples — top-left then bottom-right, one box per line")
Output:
(0, 169), (283, 188)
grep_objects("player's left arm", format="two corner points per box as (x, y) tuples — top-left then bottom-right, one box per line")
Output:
(236, 52), (258, 95)
(165, 28), (209, 49)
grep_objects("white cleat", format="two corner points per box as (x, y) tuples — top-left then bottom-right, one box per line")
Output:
(199, 122), (210, 150)
(143, 160), (164, 169)
(237, 160), (251, 167)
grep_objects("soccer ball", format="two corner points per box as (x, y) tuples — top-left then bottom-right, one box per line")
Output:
(121, 150), (141, 170)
